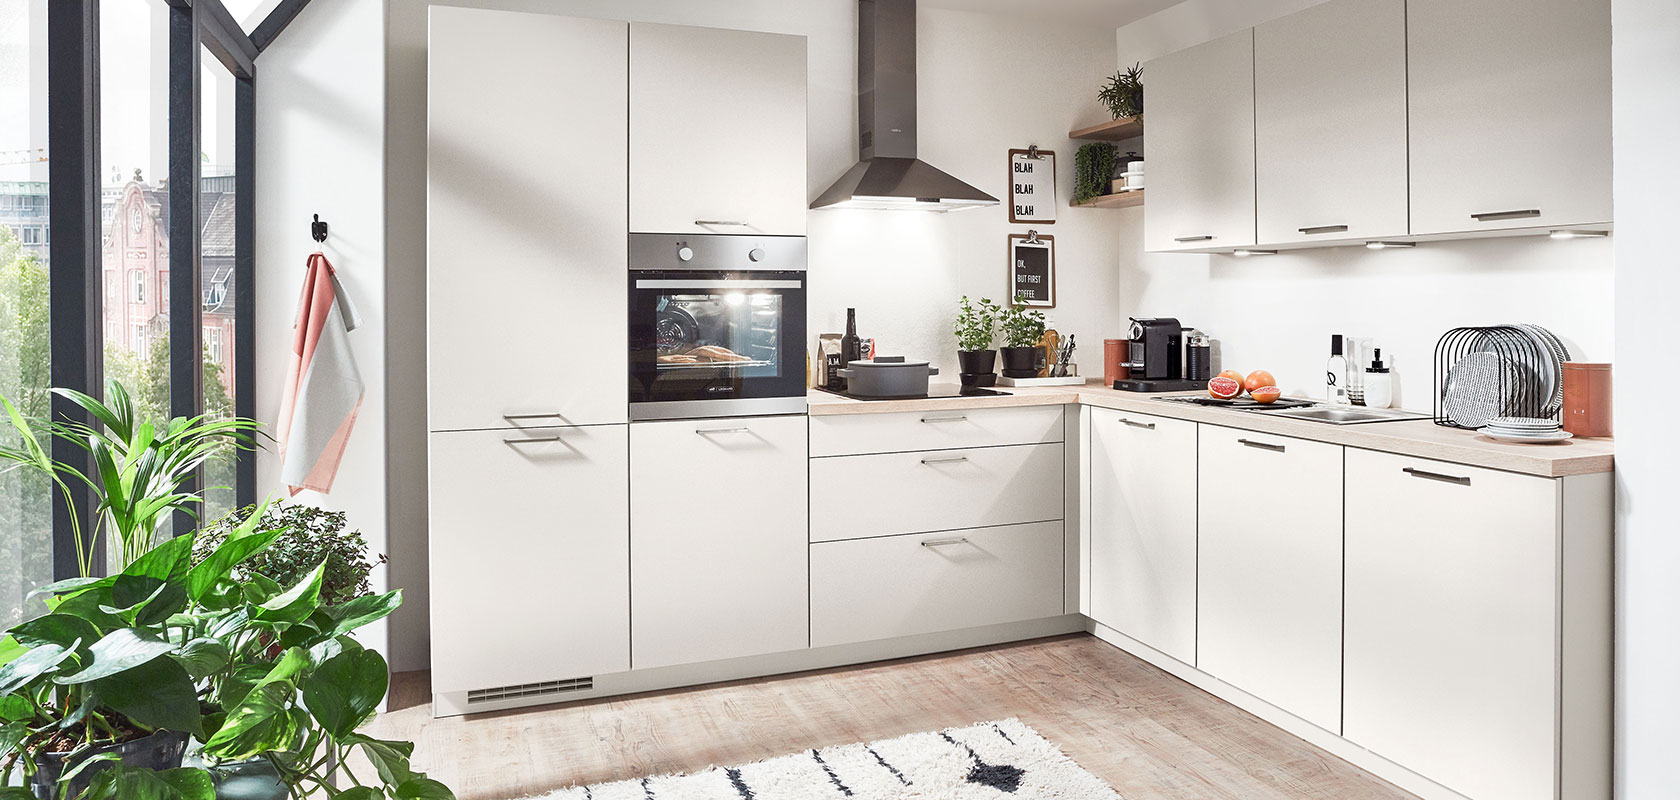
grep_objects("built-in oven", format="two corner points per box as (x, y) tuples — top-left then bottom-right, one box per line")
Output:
(628, 234), (808, 420)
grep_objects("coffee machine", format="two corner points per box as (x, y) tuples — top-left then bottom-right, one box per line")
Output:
(1114, 317), (1209, 392)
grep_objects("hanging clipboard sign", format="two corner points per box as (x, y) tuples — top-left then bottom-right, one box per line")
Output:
(1008, 231), (1056, 308)
(1008, 147), (1057, 225)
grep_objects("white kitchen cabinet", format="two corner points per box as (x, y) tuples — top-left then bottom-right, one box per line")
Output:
(1196, 425), (1342, 733)
(1344, 450), (1611, 800)
(811, 521), (1065, 648)
(629, 416), (809, 669)
(1087, 409), (1197, 664)
(428, 425), (630, 702)
(809, 405), (1064, 457)
(1407, 0), (1612, 234)
(427, 8), (628, 432)
(630, 23), (808, 236)
(1143, 30), (1256, 253)
(808, 443), (1064, 543)
(1254, 0), (1408, 246)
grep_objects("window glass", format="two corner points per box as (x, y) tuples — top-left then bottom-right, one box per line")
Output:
(0, 0), (53, 626)
(200, 46), (239, 522)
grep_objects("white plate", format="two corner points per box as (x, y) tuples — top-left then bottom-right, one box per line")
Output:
(1443, 351), (1514, 428)
(1479, 428), (1574, 444)
(1487, 415), (1561, 428)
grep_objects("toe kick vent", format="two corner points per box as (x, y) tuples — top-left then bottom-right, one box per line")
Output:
(467, 676), (593, 705)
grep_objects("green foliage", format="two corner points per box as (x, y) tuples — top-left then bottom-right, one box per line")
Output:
(0, 490), (446, 800)
(953, 296), (1000, 352)
(1098, 63), (1144, 119)
(1073, 142), (1118, 204)
(0, 227), (52, 629)
(194, 501), (385, 608)
(999, 295), (1047, 349)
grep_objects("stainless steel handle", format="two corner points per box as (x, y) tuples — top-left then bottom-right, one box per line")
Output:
(694, 220), (750, 227)
(635, 279), (803, 290)
(1175, 235), (1214, 242)
(1471, 209), (1541, 222)
(1403, 467), (1471, 486)
(1237, 438), (1286, 453)
(919, 416), (968, 424)
(1299, 224), (1349, 235)
(504, 435), (567, 444)
(920, 456), (970, 465)
(921, 537), (970, 548)
(1119, 418), (1156, 430)
(695, 427), (749, 436)
(502, 412), (566, 420)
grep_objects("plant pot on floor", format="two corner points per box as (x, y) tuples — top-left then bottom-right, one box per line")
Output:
(999, 346), (1040, 378)
(182, 753), (289, 800)
(27, 729), (189, 799)
(957, 349), (997, 387)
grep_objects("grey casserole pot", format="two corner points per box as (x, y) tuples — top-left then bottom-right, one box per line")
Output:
(836, 356), (940, 397)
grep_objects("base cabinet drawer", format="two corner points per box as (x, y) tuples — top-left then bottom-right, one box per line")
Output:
(809, 405), (1064, 457)
(811, 521), (1065, 647)
(809, 443), (1064, 542)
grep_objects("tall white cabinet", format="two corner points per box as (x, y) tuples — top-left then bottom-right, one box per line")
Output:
(629, 23), (808, 236)
(1407, 0), (1612, 234)
(1143, 30), (1256, 253)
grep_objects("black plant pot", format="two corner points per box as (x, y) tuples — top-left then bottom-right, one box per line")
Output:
(29, 729), (189, 799)
(999, 346), (1040, 378)
(957, 349), (997, 387)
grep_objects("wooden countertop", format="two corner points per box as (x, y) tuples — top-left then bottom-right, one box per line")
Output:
(806, 384), (1614, 478)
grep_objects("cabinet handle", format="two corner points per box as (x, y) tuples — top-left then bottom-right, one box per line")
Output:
(503, 434), (568, 444)
(1471, 209), (1541, 222)
(695, 427), (749, 436)
(1237, 438), (1286, 453)
(695, 219), (750, 227)
(920, 416), (968, 424)
(1298, 224), (1349, 235)
(1403, 467), (1471, 486)
(1174, 235), (1214, 242)
(921, 537), (970, 548)
(1119, 418), (1156, 430)
(920, 456), (969, 465)
(502, 412), (567, 421)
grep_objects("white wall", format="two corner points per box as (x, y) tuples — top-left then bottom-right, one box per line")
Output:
(254, 0), (389, 658)
(1611, 0), (1680, 795)
(383, 0), (1120, 671)
(1113, 0), (1615, 405)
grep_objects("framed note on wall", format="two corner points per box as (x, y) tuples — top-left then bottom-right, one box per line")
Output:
(1008, 149), (1057, 224)
(1008, 232), (1056, 308)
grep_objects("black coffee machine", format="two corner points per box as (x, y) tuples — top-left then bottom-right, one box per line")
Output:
(1114, 317), (1209, 393)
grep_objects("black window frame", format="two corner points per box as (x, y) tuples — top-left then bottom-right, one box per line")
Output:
(44, 0), (316, 579)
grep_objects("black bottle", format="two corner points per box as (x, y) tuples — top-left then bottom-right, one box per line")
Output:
(841, 308), (862, 367)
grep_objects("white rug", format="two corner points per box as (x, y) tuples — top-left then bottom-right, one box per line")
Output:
(532, 718), (1121, 799)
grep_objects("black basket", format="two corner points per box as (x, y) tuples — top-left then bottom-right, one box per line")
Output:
(1433, 325), (1569, 429)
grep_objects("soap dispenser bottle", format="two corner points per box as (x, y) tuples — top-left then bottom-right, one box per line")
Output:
(1327, 334), (1350, 405)
(1364, 348), (1393, 409)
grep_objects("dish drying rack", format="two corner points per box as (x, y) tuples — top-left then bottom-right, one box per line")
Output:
(1433, 325), (1569, 429)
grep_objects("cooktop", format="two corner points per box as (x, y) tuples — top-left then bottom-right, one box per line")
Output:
(816, 384), (1010, 402)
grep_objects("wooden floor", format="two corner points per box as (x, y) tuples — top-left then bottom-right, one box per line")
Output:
(367, 634), (1417, 800)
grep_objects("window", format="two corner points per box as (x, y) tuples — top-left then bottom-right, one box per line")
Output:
(200, 40), (241, 521)
(19, 226), (40, 245)
(130, 269), (146, 303)
(205, 326), (223, 364)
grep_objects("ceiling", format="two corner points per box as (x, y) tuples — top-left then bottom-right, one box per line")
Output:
(920, 0), (1188, 29)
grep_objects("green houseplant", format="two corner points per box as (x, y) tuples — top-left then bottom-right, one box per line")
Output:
(952, 296), (1001, 387)
(194, 502), (386, 609)
(997, 296), (1047, 379)
(1073, 142), (1118, 204)
(1098, 63), (1144, 119)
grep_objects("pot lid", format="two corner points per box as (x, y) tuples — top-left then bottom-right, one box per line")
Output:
(847, 356), (930, 368)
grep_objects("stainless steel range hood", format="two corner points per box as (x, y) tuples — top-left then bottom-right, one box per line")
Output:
(811, 0), (999, 212)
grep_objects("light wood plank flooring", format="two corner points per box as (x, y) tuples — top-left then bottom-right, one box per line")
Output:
(367, 634), (1416, 800)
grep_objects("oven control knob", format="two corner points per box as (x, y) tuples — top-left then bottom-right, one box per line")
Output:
(748, 247), (766, 263)
(676, 245), (695, 262)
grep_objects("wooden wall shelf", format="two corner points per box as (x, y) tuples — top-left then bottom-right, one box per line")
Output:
(1069, 115), (1144, 141)
(1072, 190), (1144, 209)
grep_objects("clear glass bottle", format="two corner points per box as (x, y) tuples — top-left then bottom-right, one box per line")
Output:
(1327, 334), (1350, 405)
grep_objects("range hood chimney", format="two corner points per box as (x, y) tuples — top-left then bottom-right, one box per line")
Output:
(811, 0), (1000, 212)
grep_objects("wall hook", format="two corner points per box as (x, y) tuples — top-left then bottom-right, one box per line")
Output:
(311, 214), (329, 243)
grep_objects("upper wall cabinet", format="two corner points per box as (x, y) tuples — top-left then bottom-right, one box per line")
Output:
(1143, 30), (1256, 253)
(1254, 0), (1408, 245)
(630, 23), (808, 237)
(1407, 0), (1611, 235)
(427, 8), (629, 431)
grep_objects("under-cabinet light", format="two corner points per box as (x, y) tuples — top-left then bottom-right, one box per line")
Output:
(1231, 249), (1277, 257)
(1365, 241), (1416, 250)
(1549, 230), (1609, 239)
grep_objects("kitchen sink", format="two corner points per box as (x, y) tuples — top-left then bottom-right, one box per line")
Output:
(1257, 406), (1427, 425)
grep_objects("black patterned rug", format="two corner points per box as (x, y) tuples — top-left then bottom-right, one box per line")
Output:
(533, 718), (1121, 799)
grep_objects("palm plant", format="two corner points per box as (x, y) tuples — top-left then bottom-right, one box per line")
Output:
(0, 381), (263, 575)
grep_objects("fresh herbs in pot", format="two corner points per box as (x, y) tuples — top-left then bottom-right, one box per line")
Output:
(194, 500), (386, 607)
(1098, 63), (1144, 119)
(999, 295), (1047, 349)
(1073, 142), (1118, 204)
(953, 296), (1000, 352)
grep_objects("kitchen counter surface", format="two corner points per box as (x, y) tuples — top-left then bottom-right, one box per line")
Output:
(806, 383), (1614, 478)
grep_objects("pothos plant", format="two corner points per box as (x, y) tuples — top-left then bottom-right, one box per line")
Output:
(999, 295), (1047, 349)
(953, 296), (1000, 352)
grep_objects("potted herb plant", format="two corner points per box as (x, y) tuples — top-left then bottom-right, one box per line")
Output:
(998, 295), (1047, 379)
(1098, 63), (1144, 119)
(953, 296), (1000, 387)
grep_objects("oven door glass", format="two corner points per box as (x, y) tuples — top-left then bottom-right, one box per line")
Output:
(629, 271), (807, 406)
